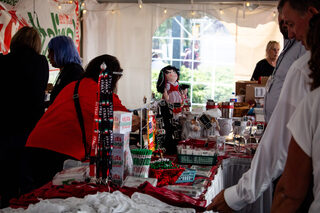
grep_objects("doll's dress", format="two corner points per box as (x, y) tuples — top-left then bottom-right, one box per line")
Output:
(166, 82), (182, 104)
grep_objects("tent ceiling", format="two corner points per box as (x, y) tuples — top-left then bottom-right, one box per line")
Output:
(97, 0), (278, 3)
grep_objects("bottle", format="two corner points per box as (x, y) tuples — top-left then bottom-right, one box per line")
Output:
(230, 92), (237, 102)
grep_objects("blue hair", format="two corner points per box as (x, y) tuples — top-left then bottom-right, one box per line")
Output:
(48, 36), (81, 67)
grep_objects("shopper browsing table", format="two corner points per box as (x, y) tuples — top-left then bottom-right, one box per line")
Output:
(0, 27), (49, 208)
(272, 13), (320, 213)
(20, 54), (139, 195)
(206, 0), (319, 212)
(47, 35), (84, 105)
(264, 4), (306, 123)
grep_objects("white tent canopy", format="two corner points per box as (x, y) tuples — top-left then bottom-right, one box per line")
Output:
(83, 0), (282, 109)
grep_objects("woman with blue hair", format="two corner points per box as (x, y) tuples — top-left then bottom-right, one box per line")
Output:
(48, 35), (84, 105)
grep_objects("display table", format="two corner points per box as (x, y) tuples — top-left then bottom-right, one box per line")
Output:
(205, 157), (273, 213)
(4, 146), (272, 213)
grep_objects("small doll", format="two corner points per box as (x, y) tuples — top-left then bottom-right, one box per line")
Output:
(182, 116), (201, 139)
(180, 84), (191, 112)
(156, 65), (183, 108)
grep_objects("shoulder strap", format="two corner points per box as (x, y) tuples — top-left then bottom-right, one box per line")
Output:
(73, 80), (89, 160)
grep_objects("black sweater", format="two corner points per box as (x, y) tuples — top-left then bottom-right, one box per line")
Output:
(50, 62), (84, 105)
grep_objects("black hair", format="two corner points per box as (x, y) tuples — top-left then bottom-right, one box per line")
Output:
(307, 14), (320, 91)
(179, 84), (190, 90)
(83, 54), (123, 92)
(278, 0), (320, 15)
(156, 65), (180, 93)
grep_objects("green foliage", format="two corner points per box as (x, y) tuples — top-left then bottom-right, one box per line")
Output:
(192, 84), (212, 103)
(179, 65), (192, 82)
(151, 80), (162, 100)
(154, 19), (172, 37)
(193, 65), (212, 83)
(215, 66), (234, 84)
(214, 85), (233, 102)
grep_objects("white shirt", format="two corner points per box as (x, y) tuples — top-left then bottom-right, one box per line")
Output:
(287, 87), (320, 213)
(224, 51), (311, 210)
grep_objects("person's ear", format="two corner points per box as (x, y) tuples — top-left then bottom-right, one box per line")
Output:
(308, 6), (319, 15)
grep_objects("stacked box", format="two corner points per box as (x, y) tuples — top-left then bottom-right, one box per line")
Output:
(235, 81), (258, 95)
(245, 84), (266, 103)
(111, 132), (132, 185)
(113, 111), (132, 134)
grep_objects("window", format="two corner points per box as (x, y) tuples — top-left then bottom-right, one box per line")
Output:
(151, 14), (235, 109)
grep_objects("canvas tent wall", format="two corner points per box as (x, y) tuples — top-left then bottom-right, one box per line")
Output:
(83, 0), (281, 109)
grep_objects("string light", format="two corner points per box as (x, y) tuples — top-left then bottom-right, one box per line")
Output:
(81, 3), (275, 18)
(58, 4), (62, 9)
(68, 0), (73, 4)
(138, 0), (143, 9)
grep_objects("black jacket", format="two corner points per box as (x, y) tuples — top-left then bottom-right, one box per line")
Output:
(50, 63), (84, 105)
(0, 47), (49, 135)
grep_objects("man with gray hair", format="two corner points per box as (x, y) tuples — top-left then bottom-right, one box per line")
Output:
(264, 4), (306, 123)
(206, 0), (319, 211)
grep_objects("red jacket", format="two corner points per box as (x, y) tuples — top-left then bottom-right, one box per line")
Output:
(26, 78), (129, 160)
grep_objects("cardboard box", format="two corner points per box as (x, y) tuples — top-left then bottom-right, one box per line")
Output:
(113, 111), (132, 134)
(245, 84), (266, 102)
(111, 133), (132, 185)
(235, 81), (258, 95)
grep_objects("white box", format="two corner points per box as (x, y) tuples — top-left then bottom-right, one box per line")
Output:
(113, 111), (132, 134)
(111, 133), (131, 185)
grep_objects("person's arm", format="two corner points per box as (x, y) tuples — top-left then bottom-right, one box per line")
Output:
(207, 59), (309, 211)
(271, 137), (312, 212)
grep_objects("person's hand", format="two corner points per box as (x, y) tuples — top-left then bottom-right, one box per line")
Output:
(206, 190), (233, 213)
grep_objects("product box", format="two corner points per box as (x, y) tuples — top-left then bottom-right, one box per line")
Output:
(111, 132), (132, 185)
(113, 111), (132, 134)
(245, 84), (266, 102)
(235, 81), (258, 95)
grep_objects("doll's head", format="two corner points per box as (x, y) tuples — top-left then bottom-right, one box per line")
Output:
(156, 65), (180, 93)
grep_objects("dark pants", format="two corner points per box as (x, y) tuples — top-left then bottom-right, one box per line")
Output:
(19, 147), (74, 195)
(0, 134), (28, 208)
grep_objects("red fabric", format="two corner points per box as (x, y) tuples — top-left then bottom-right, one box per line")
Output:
(113, 93), (129, 112)
(10, 182), (117, 209)
(10, 181), (206, 211)
(26, 78), (129, 160)
(168, 83), (179, 92)
(138, 182), (207, 212)
(149, 167), (185, 187)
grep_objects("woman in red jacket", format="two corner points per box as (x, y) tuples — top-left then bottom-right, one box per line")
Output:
(20, 54), (138, 195)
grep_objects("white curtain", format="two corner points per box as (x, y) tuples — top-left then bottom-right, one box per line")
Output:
(83, 0), (282, 109)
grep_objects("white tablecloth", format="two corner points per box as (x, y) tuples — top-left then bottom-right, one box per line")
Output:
(205, 158), (273, 213)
